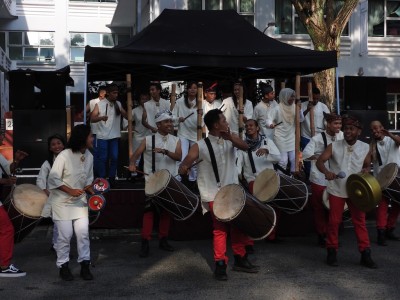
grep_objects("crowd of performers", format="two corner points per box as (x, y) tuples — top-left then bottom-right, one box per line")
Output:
(0, 81), (399, 282)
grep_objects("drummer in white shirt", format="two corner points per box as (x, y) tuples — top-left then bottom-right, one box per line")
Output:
(369, 120), (400, 246)
(202, 83), (222, 137)
(252, 83), (278, 139)
(302, 112), (343, 246)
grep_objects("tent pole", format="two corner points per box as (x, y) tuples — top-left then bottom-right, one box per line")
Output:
(84, 62), (88, 125)
(126, 74), (134, 159)
(335, 68), (340, 114)
(295, 74), (301, 173)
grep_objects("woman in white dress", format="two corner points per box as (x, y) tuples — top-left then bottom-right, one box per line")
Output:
(37, 134), (66, 250)
(46, 124), (95, 281)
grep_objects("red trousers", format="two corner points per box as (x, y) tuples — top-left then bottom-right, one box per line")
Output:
(209, 201), (247, 263)
(0, 205), (14, 267)
(310, 183), (329, 236)
(376, 197), (400, 230)
(141, 210), (171, 240)
(326, 194), (370, 251)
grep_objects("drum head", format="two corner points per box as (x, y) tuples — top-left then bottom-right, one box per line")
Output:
(214, 184), (245, 221)
(377, 163), (398, 190)
(145, 169), (171, 197)
(322, 189), (348, 211)
(253, 169), (280, 202)
(346, 173), (382, 212)
(12, 184), (48, 218)
(88, 194), (106, 212)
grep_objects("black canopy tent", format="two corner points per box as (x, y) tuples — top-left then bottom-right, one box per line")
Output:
(84, 9), (337, 81)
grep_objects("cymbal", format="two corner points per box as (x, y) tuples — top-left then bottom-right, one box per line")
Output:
(346, 173), (382, 212)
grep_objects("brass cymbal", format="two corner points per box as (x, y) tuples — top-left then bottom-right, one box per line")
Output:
(346, 173), (382, 212)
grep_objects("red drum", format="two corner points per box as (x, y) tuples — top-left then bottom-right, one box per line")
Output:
(213, 184), (276, 240)
(88, 194), (106, 212)
(376, 163), (400, 204)
(254, 171), (308, 214)
(3, 184), (47, 243)
(145, 169), (199, 221)
(93, 178), (110, 194)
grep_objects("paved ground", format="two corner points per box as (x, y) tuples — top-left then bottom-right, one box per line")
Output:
(1, 220), (400, 300)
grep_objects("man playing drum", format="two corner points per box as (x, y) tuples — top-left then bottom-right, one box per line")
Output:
(237, 119), (280, 248)
(302, 112), (343, 246)
(179, 109), (258, 281)
(369, 120), (400, 245)
(129, 110), (182, 258)
(316, 116), (377, 268)
(0, 145), (28, 277)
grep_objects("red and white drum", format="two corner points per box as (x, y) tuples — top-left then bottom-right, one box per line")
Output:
(88, 194), (106, 212)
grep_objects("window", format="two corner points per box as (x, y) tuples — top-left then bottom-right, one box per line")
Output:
(188, 0), (255, 25)
(275, 0), (349, 35)
(369, 0), (400, 37)
(2, 31), (55, 62)
(70, 32), (119, 62)
(387, 94), (400, 130)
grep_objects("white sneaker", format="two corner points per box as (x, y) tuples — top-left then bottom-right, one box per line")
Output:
(0, 264), (27, 277)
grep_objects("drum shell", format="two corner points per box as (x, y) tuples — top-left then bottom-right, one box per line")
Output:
(214, 184), (276, 240)
(145, 170), (199, 221)
(378, 164), (400, 204)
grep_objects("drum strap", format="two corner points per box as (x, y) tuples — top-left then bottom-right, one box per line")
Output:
(0, 163), (10, 179)
(375, 144), (383, 166)
(204, 137), (221, 187)
(321, 132), (328, 149)
(152, 134), (156, 173)
(247, 150), (257, 174)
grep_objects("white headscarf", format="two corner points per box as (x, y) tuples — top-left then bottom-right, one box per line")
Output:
(278, 88), (296, 125)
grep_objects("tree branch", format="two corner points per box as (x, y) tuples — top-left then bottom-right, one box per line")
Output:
(333, 0), (359, 36)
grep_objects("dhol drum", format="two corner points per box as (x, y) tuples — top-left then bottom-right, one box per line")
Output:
(346, 172), (382, 212)
(3, 184), (47, 243)
(254, 170), (308, 214)
(145, 169), (199, 221)
(213, 184), (276, 240)
(376, 163), (400, 204)
(322, 189), (348, 212)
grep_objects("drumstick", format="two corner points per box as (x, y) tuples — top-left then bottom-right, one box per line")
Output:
(182, 112), (194, 122)
(123, 166), (149, 176)
(274, 121), (283, 127)
(176, 159), (204, 177)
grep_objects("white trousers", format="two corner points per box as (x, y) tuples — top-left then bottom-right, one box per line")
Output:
(52, 223), (58, 245)
(278, 150), (296, 173)
(179, 137), (197, 181)
(54, 217), (90, 267)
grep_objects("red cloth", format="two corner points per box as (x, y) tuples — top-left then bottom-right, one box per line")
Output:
(310, 183), (329, 235)
(0, 205), (14, 267)
(141, 210), (171, 240)
(376, 197), (400, 229)
(209, 201), (247, 263)
(326, 194), (370, 251)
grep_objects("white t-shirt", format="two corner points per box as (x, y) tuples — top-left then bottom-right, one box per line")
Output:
(301, 101), (330, 139)
(172, 97), (198, 142)
(220, 97), (253, 134)
(45, 149), (94, 220)
(88, 98), (103, 135)
(252, 100), (278, 139)
(96, 99), (123, 140)
(143, 98), (170, 129)
(36, 160), (51, 190)
(303, 131), (344, 186)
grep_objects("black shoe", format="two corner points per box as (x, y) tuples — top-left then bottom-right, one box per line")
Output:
(317, 234), (326, 247)
(360, 248), (378, 269)
(159, 237), (174, 252)
(214, 260), (228, 281)
(59, 262), (74, 281)
(245, 245), (255, 255)
(377, 229), (387, 246)
(139, 239), (150, 257)
(326, 248), (338, 267)
(386, 228), (400, 241)
(80, 260), (93, 280)
(232, 255), (259, 273)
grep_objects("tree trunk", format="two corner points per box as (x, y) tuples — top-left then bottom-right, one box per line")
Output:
(314, 68), (336, 111)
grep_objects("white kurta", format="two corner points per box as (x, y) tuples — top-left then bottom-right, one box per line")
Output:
(203, 99), (222, 115)
(301, 101), (330, 139)
(0, 154), (10, 206)
(37, 160), (52, 217)
(266, 105), (305, 152)
(326, 140), (369, 198)
(143, 132), (180, 181)
(236, 136), (281, 183)
(303, 131), (344, 186)
(197, 134), (238, 206)
(96, 99), (123, 140)
(172, 97), (198, 142)
(88, 98), (102, 135)
(143, 98), (170, 129)
(220, 97), (253, 134)
(373, 136), (400, 175)
(46, 149), (94, 220)
(252, 100), (278, 139)
(132, 106), (151, 154)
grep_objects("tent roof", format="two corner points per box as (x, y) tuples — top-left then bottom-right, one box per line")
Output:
(85, 9), (337, 81)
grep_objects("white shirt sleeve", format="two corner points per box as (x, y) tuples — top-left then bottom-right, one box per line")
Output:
(48, 153), (66, 190)
(36, 161), (51, 190)
(302, 137), (317, 160)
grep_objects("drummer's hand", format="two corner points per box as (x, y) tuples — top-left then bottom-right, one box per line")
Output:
(179, 117), (185, 123)
(153, 147), (165, 154)
(0, 176), (17, 185)
(269, 124), (275, 129)
(128, 163), (137, 173)
(381, 128), (390, 137)
(220, 127), (232, 140)
(309, 154), (319, 161)
(256, 148), (269, 157)
(324, 171), (337, 181)
(84, 186), (95, 195)
(14, 150), (29, 162)
(178, 164), (189, 176)
(69, 188), (85, 197)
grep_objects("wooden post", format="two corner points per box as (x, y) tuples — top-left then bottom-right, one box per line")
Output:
(308, 80), (315, 137)
(295, 74), (301, 173)
(170, 83), (177, 111)
(126, 74), (134, 158)
(197, 82), (203, 141)
(238, 79), (244, 139)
